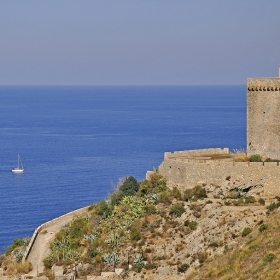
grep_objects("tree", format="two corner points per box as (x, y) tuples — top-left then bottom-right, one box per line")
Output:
(119, 176), (139, 197)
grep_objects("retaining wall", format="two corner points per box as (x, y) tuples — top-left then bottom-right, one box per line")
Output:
(22, 206), (88, 262)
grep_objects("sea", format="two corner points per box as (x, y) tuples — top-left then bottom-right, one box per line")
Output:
(0, 85), (246, 253)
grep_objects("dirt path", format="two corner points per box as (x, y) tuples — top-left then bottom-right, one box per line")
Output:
(27, 208), (87, 276)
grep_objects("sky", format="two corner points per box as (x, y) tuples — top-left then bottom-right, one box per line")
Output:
(0, 1), (280, 86)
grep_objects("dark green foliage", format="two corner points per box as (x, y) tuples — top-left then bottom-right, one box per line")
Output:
(132, 262), (144, 272)
(188, 221), (198, 230)
(110, 191), (123, 207)
(69, 218), (88, 239)
(96, 199), (112, 218)
(242, 227), (252, 237)
(244, 196), (256, 204)
(267, 201), (280, 212)
(177, 263), (189, 273)
(87, 245), (98, 258)
(209, 241), (219, 248)
(119, 176), (139, 197)
(5, 238), (26, 254)
(139, 171), (167, 195)
(249, 154), (262, 162)
(263, 253), (275, 265)
(43, 256), (52, 269)
(259, 224), (268, 232)
(143, 204), (157, 214)
(183, 185), (207, 202)
(169, 203), (185, 217)
(258, 198), (265, 205)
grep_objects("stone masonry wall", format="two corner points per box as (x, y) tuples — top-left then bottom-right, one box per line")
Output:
(247, 71), (280, 159)
(158, 151), (280, 197)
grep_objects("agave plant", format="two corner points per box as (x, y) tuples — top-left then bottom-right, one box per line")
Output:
(84, 233), (97, 242)
(103, 251), (120, 267)
(133, 253), (144, 264)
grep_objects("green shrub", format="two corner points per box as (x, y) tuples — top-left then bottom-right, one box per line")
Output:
(169, 203), (185, 217)
(267, 201), (280, 212)
(171, 187), (182, 200)
(192, 185), (207, 200)
(143, 204), (157, 214)
(189, 221), (198, 230)
(183, 185), (207, 201)
(132, 262), (144, 272)
(5, 238), (27, 254)
(244, 196), (256, 204)
(110, 191), (123, 207)
(119, 176), (139, 197)
(139, 171), (167, 194)
(96, 199), (112, 218)
(258, 198), (265, 205)
(242, 227), (252, 237)
(43, 257), (52, 269)
(249, 154), (262, 162)
(259, 224), (268, 232)
(263, 253), (275, 265)
(87, 245), (98, 258)
(177, 263), (189, 273)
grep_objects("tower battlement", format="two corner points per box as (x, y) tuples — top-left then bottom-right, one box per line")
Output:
(247, 68), (280, 159)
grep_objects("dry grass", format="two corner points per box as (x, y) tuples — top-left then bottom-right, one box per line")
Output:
(6, 261), (33, 275)
(185, 210), (280, 280)
(232, 152), (249, 162)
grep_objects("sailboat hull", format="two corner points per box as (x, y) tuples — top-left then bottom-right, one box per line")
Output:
(12, 168), (24, 173)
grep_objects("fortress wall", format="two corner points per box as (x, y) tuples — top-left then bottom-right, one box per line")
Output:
(164, 148), (229, 159)
(158, 159), (280, 196)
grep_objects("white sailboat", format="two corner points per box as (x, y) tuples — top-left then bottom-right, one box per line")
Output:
(12, 154), (24, 173)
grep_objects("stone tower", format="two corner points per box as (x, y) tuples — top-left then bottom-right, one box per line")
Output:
(247, 68), (280, 159)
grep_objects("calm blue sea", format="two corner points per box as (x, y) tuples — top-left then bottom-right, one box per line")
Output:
(0, 85), (246, 253)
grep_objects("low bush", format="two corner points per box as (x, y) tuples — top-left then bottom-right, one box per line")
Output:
(242, 227), (252, 237)
(259, 224), (268, 232)
(249, 154), (262, 162)
(183, 185), (207, 202)
(263, 253), (275, 265)
(177, 263), (189, 273)
(171, 187), (182, 200)
(96, 200), (112, 218)
(169, 203), (185, 217)
(244, 196), (256, 204)
(143, 204), (157, 214)
(132, 262), (144, 272)
(189, 221), (198, 230)
(258, 198), (265, 205)
(267, 201), (280, 212)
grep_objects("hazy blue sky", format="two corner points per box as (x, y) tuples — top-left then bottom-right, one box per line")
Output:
(1, 1), (280, 85)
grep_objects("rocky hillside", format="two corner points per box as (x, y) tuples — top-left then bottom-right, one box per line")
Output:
(1, 170), (278, 280)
